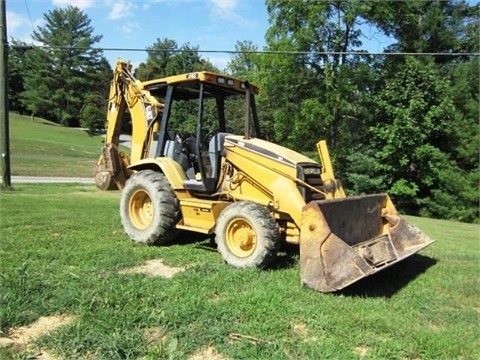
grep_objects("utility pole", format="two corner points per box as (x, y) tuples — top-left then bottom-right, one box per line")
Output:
(0, 0), (11, 188)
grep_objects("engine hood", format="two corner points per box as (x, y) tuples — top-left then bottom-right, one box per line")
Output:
(224, 135), (317, 168)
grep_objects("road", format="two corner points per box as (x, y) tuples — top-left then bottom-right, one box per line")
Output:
(11, 176), (95, 184)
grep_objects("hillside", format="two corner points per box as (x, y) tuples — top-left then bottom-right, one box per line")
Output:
(9, 113), (105, 177)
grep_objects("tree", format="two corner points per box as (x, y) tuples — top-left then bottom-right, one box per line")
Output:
(356, 0), (479, 220)
(165, 43), (216, 74)
(366, 57), (476, 219)
(135, 38), (178, 80)
(262, 0), (378, 159)
(7, 40), (29, 114)
(260, 0), (478, 222)
(21, 6), (107, 126)
(225, 41), (271, 136)
(135, 39), (218, 133)
(226, 40), (260, 79)
(364, 0), (478, 63)
(136, 39), (217, 81)
(80, 57), (112, 134)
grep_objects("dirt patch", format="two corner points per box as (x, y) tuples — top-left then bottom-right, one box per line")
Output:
(119, 259), (186, 278)
(31, 350), (61, 360)
(291, 322), (318, 343)
(354, 346), (370, 358)
(292, 323), (308, 338)
(189, 346), (228, 360)
(144, 326), (168, 345)
(0, 314), (75, 357)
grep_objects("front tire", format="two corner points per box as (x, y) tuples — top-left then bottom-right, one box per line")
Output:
(120, 170), (180, 245)
(215, 201), (280, 268)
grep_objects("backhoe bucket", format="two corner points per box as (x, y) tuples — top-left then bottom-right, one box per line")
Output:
(299, 194), (434, 292)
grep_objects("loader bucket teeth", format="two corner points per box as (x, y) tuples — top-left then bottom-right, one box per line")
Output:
(299, 195), (434, 292)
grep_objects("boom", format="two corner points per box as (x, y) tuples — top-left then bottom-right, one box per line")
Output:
(95, 60), (163, 190)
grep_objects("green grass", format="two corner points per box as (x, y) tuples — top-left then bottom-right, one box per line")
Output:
(2, 116), (480, 358)
(9, 113), (104, 177)
(1, 184), (479, 359)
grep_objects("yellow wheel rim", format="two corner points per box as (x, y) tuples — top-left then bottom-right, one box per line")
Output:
(226, 218), (256, 257)
(129, 189), (153, 230)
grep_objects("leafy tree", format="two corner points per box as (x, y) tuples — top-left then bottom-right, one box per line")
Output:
(366, 57), (475, 219)
(79, 58), (111, 134)
(135, 39), (218, 134)
(136, 39), (217, 81)
(226, 41), (260, 80)
(431, 57), (480, 223)
(263, 0), (376, 154)
(357, 0), (479, 220)
(80, 93), (104, 135)
(165, 43), (216, 74)
(136, 38), (178, 80)
(21, 48), (56, 119)
(447, 58), (479, 172)
(21, 6), (108, 126)
(225, 41), (272, 137)
(364, 0), (478, 63)
(260, 0), (478, 222)
(7, 40), (29, 114)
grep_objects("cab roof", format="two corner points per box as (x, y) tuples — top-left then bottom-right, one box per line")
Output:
(141, 71), (259, 98)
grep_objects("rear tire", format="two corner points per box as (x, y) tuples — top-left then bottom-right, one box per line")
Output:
(215, 201), (279, 268)
(120, 170), (180, 245)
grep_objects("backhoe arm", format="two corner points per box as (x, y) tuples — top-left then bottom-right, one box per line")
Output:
(95, 60), (163, 190)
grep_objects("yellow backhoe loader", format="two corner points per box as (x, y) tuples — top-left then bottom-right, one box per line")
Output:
(95, 59), (434, 292)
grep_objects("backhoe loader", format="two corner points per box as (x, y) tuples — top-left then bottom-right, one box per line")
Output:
(95, 59), (434, 292)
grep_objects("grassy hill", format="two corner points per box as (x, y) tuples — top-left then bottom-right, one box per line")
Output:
(9, 113), (104, 177)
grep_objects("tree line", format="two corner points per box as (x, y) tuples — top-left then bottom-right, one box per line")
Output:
(7, 1), (479, 223)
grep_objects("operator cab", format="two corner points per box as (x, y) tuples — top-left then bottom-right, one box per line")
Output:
(146, 72), (261, 194)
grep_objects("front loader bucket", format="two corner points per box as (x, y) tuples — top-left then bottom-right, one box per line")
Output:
(299, 194), (434, 292)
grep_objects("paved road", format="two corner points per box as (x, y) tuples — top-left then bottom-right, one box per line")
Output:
(11, 176), (95, 184)
(119, 134), (132, 148)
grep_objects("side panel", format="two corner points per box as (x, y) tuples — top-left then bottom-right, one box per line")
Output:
(177, 198), (230, 234)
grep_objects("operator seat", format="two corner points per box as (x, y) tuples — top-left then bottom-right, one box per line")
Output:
(182, 132), (230, 194)
(208, 132), (230, 179)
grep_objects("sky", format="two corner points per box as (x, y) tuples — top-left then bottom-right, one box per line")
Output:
(7, 0), (272, 70)
(6, 0), (478, 71)
(6, 0), (399, 70)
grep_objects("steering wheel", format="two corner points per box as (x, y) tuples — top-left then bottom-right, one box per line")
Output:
(202, 129), (219, 145)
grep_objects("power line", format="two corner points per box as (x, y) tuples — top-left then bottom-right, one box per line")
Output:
(9, 44), (480, 57)
(22, 0), (35, 33)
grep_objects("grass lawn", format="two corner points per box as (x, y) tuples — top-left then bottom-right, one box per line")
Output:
(0, 184), (479, 359)
(8, 113), (105, 178)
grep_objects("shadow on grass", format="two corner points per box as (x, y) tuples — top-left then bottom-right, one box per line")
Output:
(337, 254), (438, 298)
(168, 232), (436, 297)
(271, 242), (300, 270)
(177, 230), (217, 250)
(174, 231), (301, 268)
